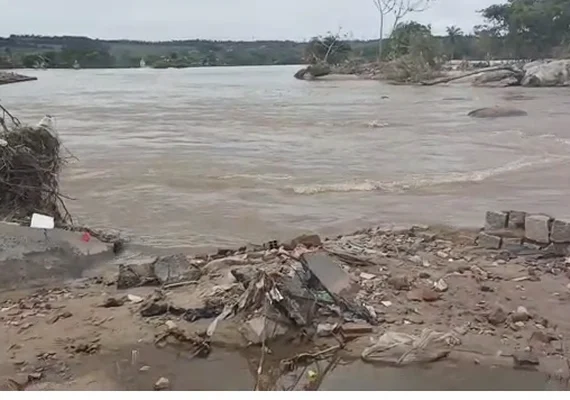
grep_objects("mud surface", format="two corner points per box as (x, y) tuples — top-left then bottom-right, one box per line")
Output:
(2, 224), (570, 390)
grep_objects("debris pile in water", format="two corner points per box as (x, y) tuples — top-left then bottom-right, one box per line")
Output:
(0, 105), (71, 224)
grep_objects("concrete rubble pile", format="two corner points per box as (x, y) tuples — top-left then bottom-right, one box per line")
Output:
(4, 212), (570, 389)
(108, 216), (570, 373)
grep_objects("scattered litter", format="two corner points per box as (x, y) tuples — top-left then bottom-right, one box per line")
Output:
(381, 301), (392, 307)
(317, 323), (337, 337)
(362, 329), (460, 365)
(81, 231), (91, 242)
(127, 294), (144, 304)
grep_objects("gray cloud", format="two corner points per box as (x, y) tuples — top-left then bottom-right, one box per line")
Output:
(1, 0), (502, 40)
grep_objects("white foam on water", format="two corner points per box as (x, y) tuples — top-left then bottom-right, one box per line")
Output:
(290, 155), (568, 195)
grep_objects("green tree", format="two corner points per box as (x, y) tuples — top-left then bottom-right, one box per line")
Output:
(445, 25), (463, 59)
(480, 0), (570, 58)
(386, 21), (434, 59)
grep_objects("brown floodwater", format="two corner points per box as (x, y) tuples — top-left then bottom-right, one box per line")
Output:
(3, 66), (570, 248)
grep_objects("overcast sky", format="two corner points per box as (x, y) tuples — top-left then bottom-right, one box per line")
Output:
(0, 0), (502, 41)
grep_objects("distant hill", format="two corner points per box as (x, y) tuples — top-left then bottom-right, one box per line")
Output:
(0, 34), (381, 69)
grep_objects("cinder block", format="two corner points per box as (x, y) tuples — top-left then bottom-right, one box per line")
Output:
(550, 219), (570, 243)
(525, 214), (552, 244)
(507, 211), (526, 230)
(477, 232), (502, 249)
(485, 211), (508, 231)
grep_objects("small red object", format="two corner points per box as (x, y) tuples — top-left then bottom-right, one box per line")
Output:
(81, 232), (91, 242)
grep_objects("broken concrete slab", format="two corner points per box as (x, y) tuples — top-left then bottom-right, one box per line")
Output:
(301, 252), (353, 296)
(0, 222), (114, 288)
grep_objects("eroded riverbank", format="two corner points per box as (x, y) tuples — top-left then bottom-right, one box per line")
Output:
(2, 215), (570, 390)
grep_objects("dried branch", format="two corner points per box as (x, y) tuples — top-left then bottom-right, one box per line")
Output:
(0, 104), (73, 225)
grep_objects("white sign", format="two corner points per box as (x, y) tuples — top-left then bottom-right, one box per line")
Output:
(30, 213), (55, 230)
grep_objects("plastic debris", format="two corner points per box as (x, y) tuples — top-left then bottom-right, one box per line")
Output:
(361, 329), (461, 365)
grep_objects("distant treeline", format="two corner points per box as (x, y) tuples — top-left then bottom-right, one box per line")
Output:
(1, 0), (569, 70)
(0, 35), (308, 69)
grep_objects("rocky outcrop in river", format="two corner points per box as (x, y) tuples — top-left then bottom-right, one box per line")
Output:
(471, 59), (570, 88)
(521, 59), (570, 87)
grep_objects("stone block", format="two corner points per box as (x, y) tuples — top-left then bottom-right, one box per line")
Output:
(525, 215), (552, 244)
(507, 211), (526, 230)
(485, 211), (508, 231)
(550, 219), (570, 243)
(477, 232), (502, 249)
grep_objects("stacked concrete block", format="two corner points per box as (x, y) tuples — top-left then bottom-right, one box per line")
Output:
(476, 210), (570, 255)
(524, 214), (551, 244)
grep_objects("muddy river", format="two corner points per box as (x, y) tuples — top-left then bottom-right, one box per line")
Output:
(3, 66), (570, 250)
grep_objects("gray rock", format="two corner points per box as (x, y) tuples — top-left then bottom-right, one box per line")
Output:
(477, 232), (502, 249)
(473, 70), (521, 87)
(387, 275), (411, 291)
(512, 351), (539, 367)
(550, 219), (570, 243)
(525, 214), (552, 244)
(487, 305), (508, 326)
(468, 107), (527, 118)
(507, 211), (526, 230)
(117, 258), (159, 289)
(153, 254), (201, 285)
(511, 306), (530, 323)
(521, 59), (570, 87)
(154, 377), (170, 390)
(287, 234), (322, 249)
(485, 211), (508, 231)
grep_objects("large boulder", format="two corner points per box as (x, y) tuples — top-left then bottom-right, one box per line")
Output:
(473, 69), (522, 87)
(468, 106), (528, 118)
(521, 59), (570, 87)
(294, 63), (331, 80)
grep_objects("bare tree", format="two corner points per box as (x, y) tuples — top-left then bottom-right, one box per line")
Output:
(305, 27), (351, 64)
(373, 0), (435, 60)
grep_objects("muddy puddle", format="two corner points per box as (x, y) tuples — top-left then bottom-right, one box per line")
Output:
(91, 345), (558, 391)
